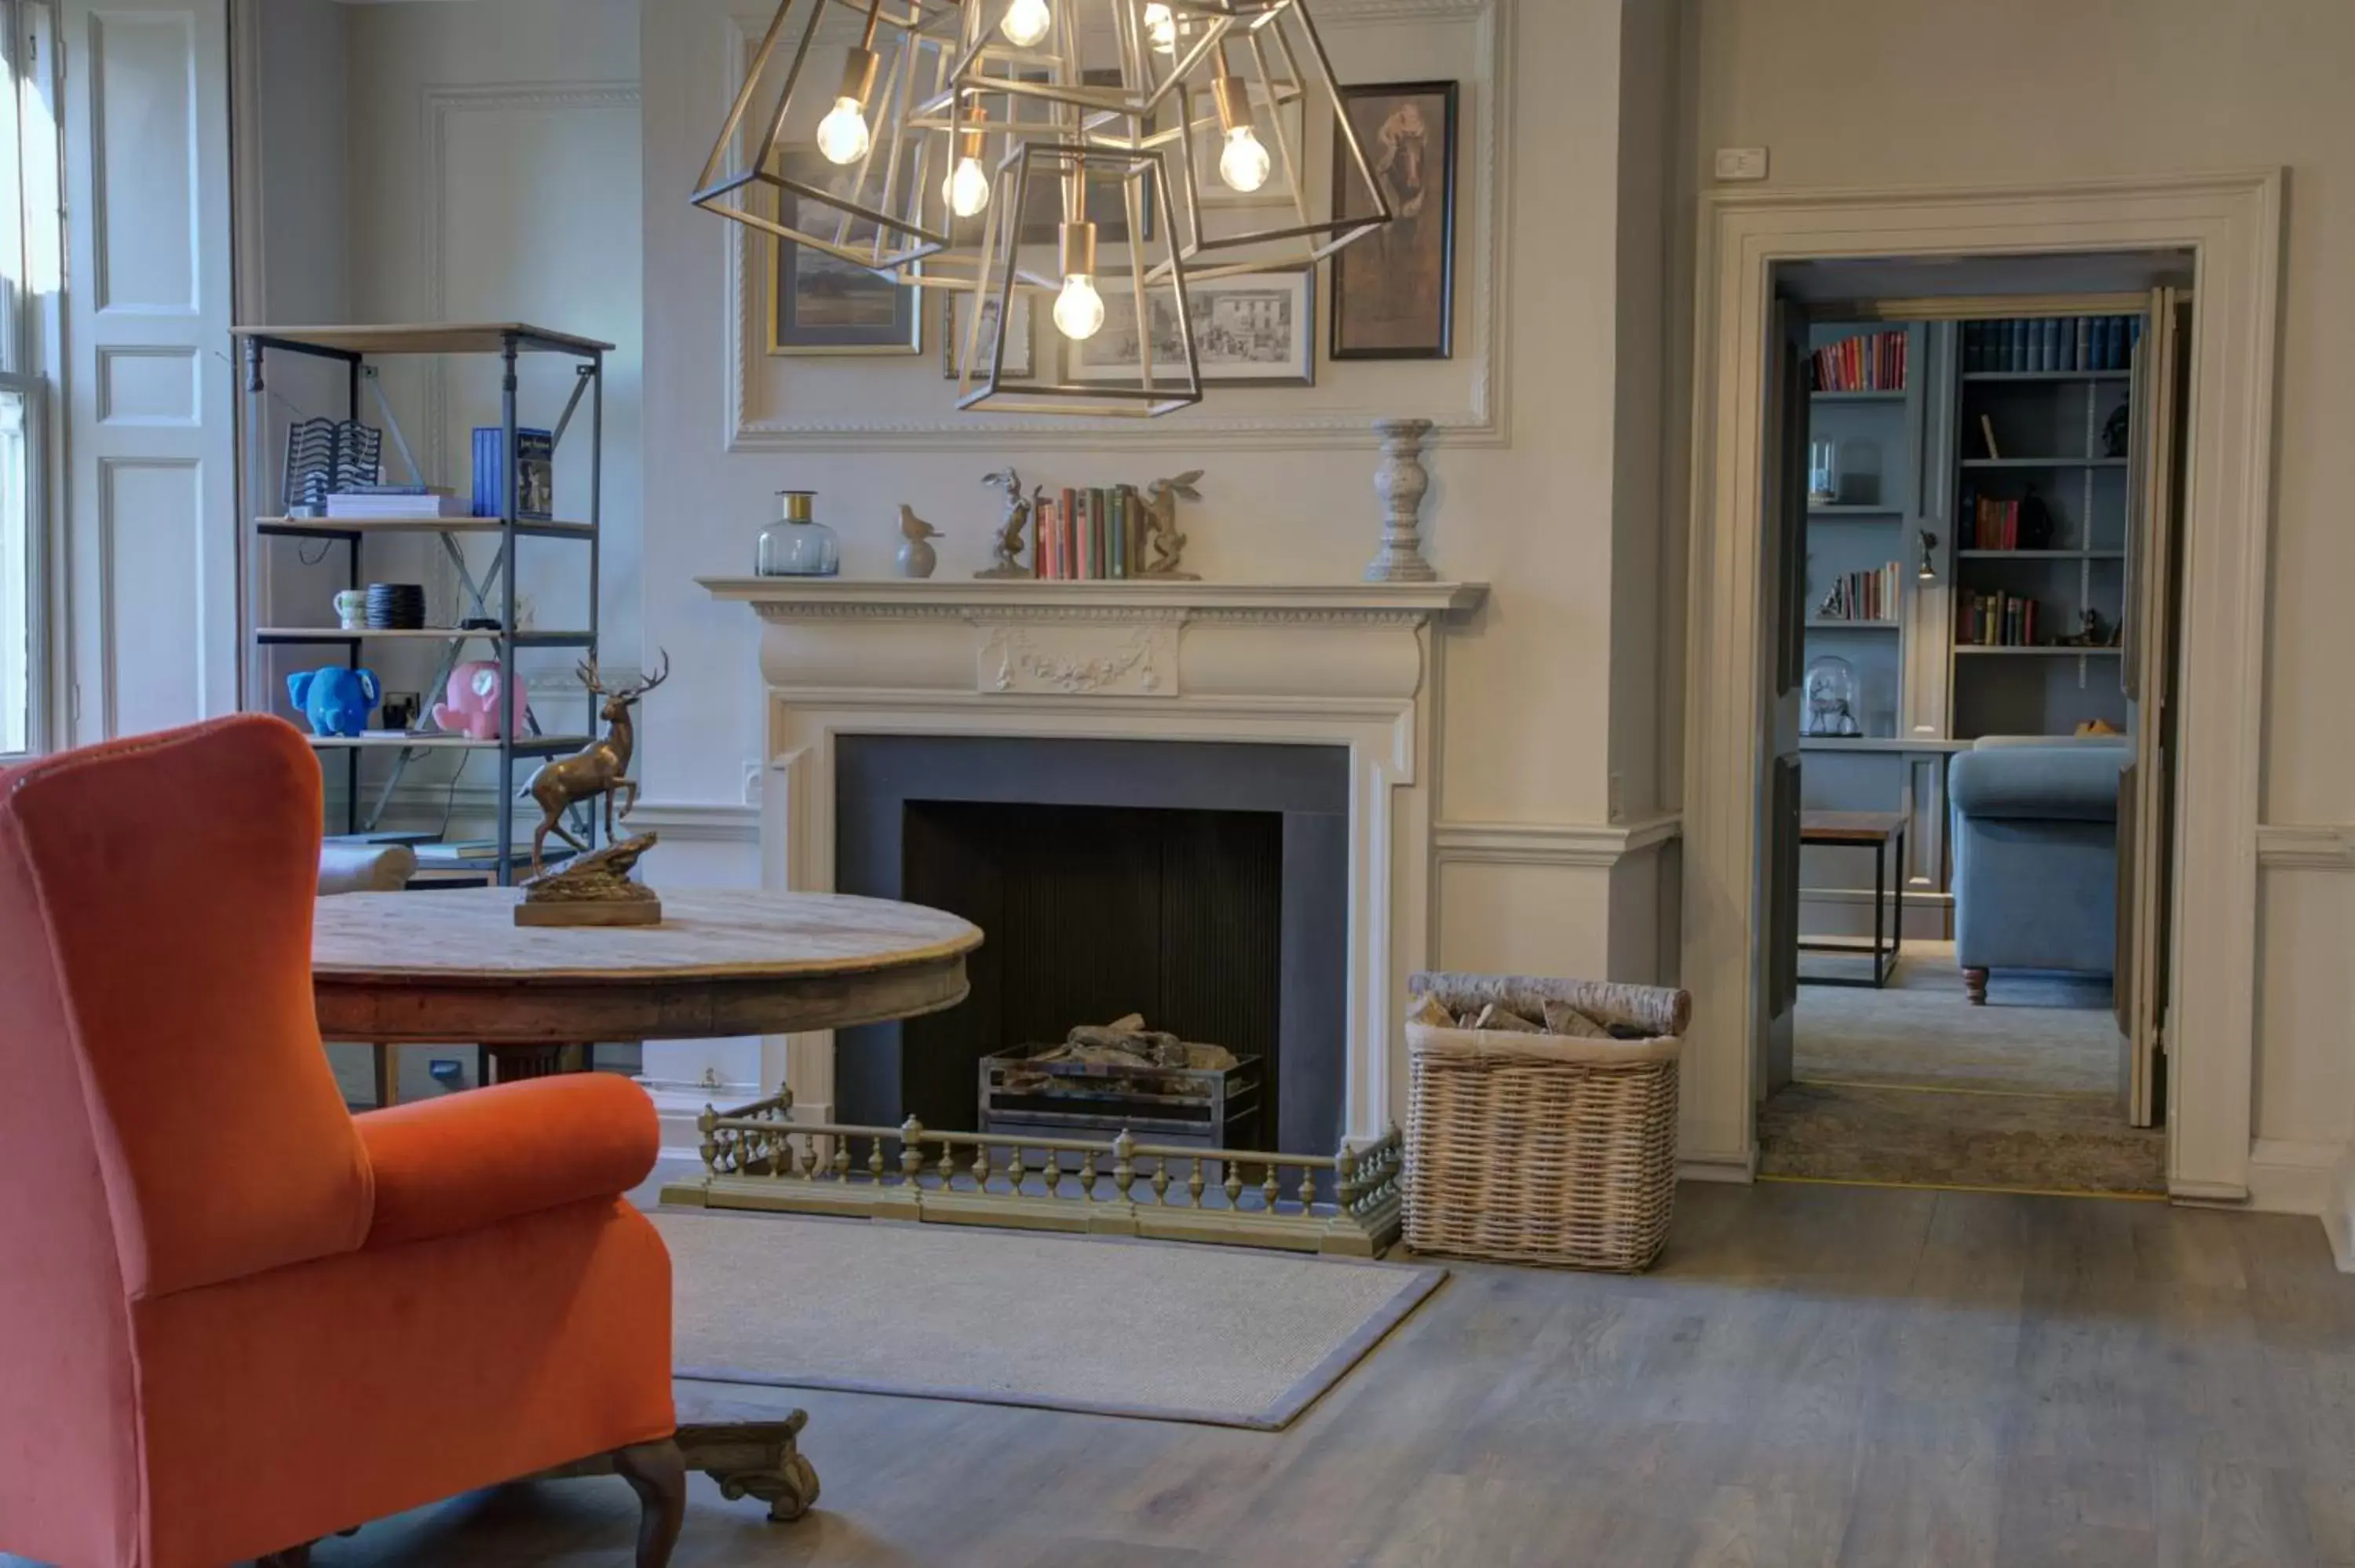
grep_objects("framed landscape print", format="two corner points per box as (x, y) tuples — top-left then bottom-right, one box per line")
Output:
(1330, 80), (1458, 360)
(943, 290), (1035, 381)
(765, 146), (922, 356)
(1066, 271), (1313, 387)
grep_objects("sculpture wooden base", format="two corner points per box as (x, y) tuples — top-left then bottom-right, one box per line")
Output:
(514, 896), (663, 927)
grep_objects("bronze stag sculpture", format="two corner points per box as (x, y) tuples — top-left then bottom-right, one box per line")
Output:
(522, 651), (669, 874)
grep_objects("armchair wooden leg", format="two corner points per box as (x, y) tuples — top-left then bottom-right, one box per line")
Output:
(612, 1437), (687, 1568)
(1963, 966), (1988, 1005)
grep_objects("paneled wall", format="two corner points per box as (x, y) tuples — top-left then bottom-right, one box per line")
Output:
(63, 0), (236, 744)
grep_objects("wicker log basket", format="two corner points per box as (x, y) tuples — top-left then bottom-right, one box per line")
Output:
(1404, 972), (1692, 1271)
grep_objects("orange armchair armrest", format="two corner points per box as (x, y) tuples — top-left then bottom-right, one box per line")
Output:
(356, 1074), (659, 1249)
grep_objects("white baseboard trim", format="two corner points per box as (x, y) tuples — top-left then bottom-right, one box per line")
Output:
(641, 1079), (761, 1161)
(2243, 1137), (2355, 1271)
(2244, 1137), (2340, 1212)
(1678, 1150), (1758, 1184)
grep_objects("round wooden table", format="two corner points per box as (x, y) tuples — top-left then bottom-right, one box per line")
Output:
(316, 886), (980, 1098)
(310, 885), (983, 1523)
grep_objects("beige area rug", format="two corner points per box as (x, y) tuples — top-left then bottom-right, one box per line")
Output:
(1766, 940), (2165, 1194)
(1796, 941), (2120, 1096)
(655, 1211), (1445, 1430)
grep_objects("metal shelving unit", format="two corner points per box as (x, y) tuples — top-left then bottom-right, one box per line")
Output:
(234, 323), (612, 885)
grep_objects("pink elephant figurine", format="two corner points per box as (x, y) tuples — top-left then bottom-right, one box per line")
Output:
(431, 660), (531, 739)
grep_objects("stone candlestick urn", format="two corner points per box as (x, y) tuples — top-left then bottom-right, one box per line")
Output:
(1365, 418), (1438, 583)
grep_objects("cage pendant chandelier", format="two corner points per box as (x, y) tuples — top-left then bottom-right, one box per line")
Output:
(693, 0), (1395, 414)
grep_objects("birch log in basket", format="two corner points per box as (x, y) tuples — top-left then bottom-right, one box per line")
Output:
(1403, 972), (1692, 1272)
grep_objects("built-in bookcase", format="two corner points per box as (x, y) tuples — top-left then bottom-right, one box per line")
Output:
(1948, 319), (2138, 738)
(1796, 305), (2147, 945)
(1798, 319), (1924, 742)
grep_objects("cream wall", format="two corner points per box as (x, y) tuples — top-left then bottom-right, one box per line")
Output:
(638, 0), (1684, 1010)
(1684, 0), (2355, 1187)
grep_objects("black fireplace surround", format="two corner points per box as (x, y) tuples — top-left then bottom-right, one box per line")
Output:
(832, 735), (1349, 1155)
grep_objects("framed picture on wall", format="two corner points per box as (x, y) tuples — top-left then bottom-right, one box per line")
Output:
(1064, 271), (1313, 387)
(943, 290), (1035, 381)
(1329, 80), (1458, 361)
(765, 146), (922, 356)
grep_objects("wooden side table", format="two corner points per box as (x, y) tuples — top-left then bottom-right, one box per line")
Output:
(1797, 809), (1908, 988)
(313, 887), (983, 1523)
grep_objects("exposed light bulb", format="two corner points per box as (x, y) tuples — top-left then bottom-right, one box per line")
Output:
(1053, 274), (1105, 340)
(1219, 125), (1272, 192)
(815, 97), (871, 165)
(944, 156), (993, 217)
(1001, 0), (1051, 46)
(1144, 2), (1176, 53)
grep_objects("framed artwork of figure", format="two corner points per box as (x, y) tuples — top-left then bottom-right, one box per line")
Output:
(1329, 81), (1458, 360)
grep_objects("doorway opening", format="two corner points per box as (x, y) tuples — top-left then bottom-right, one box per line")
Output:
(1753, 250), (2194, 1196)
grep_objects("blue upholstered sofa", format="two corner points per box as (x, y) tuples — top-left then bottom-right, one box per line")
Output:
(1948, 738), (2130, 1004)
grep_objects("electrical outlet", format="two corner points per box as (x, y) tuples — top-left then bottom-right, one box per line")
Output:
(1714, 146), (1769, 182)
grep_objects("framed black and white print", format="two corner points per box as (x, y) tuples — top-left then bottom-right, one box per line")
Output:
(1065, 272), (1314, 387)
(765, 146), (922, 357)
(1330, 81), (1458, 361)
(943, 290), (1035, 381)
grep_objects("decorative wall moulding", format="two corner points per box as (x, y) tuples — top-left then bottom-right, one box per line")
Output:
(718, 0), (1513, 450)
(1432, 814), (1682, 870)
(2255, 823), (2355, 870)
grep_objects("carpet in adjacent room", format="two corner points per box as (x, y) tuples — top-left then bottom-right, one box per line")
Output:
(1762, 941), (2166, 1195)
(655, 1209), (1444, 1430)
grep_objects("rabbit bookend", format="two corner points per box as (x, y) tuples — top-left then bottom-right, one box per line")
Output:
(287, 667), (381, 738)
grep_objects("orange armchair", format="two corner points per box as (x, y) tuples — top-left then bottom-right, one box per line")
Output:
(0, 717), (682, 1568)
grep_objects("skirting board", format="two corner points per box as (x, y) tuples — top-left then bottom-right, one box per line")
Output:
(2239, 1138), (2355, 1272)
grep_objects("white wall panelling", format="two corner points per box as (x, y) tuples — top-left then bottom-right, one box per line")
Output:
(720, 0), (1510, 453)
(65, 0), (236, 741)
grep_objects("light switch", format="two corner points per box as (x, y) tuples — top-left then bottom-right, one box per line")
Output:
(1714, 147), (1769, 182)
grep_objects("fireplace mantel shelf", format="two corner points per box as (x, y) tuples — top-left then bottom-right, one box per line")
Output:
(701, 577), (1488, 621)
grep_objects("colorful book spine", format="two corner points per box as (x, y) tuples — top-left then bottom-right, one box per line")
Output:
(1088, 487), (1108, 580)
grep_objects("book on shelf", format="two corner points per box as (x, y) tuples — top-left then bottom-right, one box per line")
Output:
(1970, 314), (2143, 374)
(325, 489), (470, 520)
(1816, 561), (1902, 623)
(1959, 491), (2028, 550)
(471, 426), (556, 520)
(1809, 329), (1907, 392)
(1978, 414), (2002, 461)
(1959, 590), (2040, 647)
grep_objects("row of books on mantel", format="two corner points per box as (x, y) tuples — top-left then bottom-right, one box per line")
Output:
(1809, 330), (1907, 392)
(1037, 486), (1145, 580)
(1959, 590), (2041, 647)
(1816, 562), (1902, 623)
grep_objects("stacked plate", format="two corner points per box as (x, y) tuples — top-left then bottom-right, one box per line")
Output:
(365, 582), (426, 631)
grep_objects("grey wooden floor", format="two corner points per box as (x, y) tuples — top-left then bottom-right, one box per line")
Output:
(25, 1180), (2355, 1567)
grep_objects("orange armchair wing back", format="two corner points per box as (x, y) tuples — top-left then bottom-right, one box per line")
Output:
(0, 717), (677, 1568)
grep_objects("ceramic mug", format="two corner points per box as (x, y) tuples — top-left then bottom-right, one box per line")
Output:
(333, 588), (367, 629)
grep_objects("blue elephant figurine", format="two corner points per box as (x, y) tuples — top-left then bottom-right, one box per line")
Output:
(287, 666), (381, 738)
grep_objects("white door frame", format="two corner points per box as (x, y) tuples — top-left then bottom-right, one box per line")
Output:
(1680, 170), (2282, 1200)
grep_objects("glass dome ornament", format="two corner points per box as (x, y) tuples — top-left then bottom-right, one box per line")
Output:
(1802, 654), (1863, 738)
(756, 490), (841, 578)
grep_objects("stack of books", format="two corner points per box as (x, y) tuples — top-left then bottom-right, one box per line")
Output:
(1960, 590), (2040, 647)
(1965, 315), (2140, 374)
(1035, 486), (1145, 580)
(1817, 562), (1900, 622)
(1809, 330), (1907, 392)
(324, 485), (471, 520)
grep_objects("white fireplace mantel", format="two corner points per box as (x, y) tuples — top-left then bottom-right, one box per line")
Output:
(701, 576), (1487, 1141)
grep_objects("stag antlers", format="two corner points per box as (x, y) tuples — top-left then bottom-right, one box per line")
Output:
(576, 650), (671, 703)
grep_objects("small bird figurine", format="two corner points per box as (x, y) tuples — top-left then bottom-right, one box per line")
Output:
(896, 503), (942, 579)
